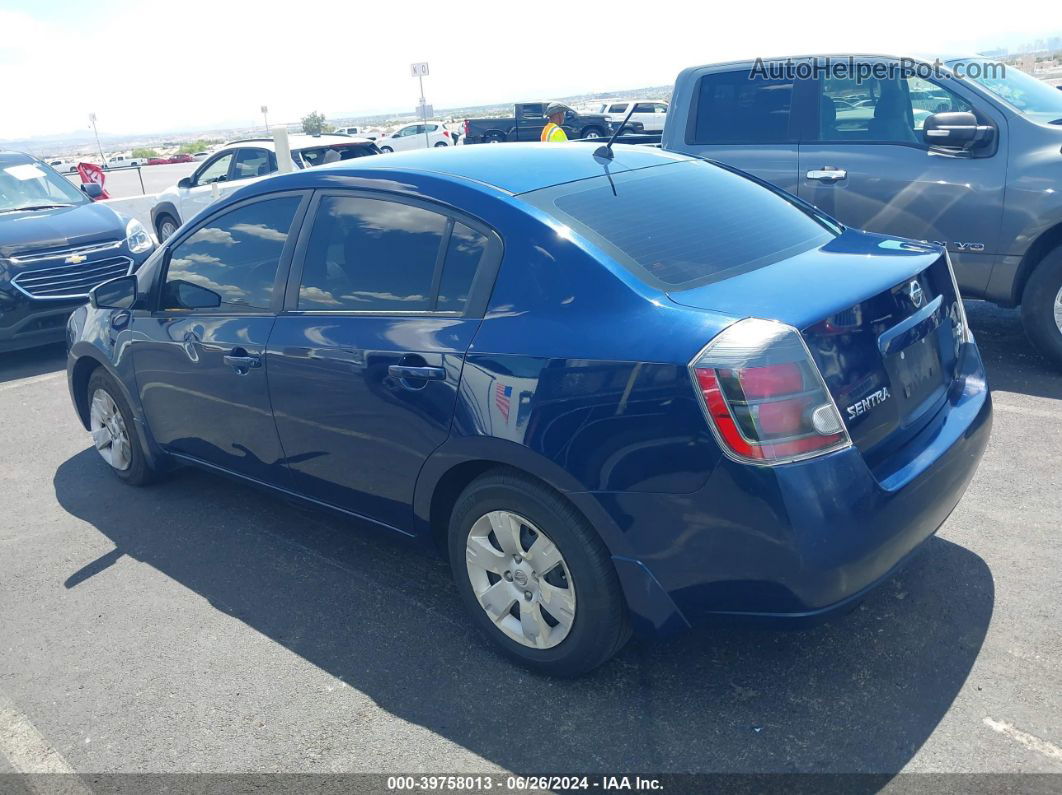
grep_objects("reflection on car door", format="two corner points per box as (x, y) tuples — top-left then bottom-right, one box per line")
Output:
(266, 192), (501, 529)
(676, 63), (807, 192)
(798, 60), (1006, 294)
(132, 193), (308, 484)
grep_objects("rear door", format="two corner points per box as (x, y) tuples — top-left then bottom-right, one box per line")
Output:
(266, 191), (502, 529)
(669, 62), (810, 193)
(798, 58), (1006, 296)
(132, 191), (308, 484)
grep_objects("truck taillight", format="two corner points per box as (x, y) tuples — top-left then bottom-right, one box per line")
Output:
(690, 318), (850, 465)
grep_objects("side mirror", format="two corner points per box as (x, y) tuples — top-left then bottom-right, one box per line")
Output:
(81, 182), (104, 200)
(177, 177), (193, 189)
(923, 111), (995, 149)
(164, 279), (222, 310)
(90, 275), (138, 310)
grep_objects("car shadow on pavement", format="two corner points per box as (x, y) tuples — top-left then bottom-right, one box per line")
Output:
(0, 342), (66, 385)
(53, 448), (995, 778)
(964, 300), (1061, 400)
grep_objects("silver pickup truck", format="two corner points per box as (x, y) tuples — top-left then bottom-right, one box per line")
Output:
(662, 54), (1062, 368)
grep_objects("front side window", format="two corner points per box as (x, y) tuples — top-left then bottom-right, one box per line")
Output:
(162, 196), (300, 312)
(297, 196), (447, 312)
(819, 66), (971, 143)
(949, 58), (1062, 121)
(194, 153), (233, 185)
(693, 69), (795, 144)
(525, 160), (836, 291)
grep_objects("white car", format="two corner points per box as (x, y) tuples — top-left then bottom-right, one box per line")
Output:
(593, 99), (669, 133)
(376, 123), (454, 152)
(149, 134), (379, 241)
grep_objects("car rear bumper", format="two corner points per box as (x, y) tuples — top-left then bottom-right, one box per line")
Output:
(586, 342), (992, 637)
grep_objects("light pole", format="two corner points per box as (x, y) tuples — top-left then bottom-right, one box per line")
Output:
(88, 112), (106, 165)
(261, 105), (270, 132)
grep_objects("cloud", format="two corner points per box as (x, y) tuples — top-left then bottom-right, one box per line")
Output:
(189, 227), (238, 246)
(232, 222), (287, 242)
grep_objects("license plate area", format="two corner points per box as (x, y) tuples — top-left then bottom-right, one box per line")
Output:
(885, 334), (945, 426)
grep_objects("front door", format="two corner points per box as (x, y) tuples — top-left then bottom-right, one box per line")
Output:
(266, 191), (501, 529)
(180, 150), (236, 223)
(133, 192), (307, 484)
(798, 60), (1006, 295)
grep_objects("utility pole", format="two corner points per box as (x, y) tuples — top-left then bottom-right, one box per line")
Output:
(88, 113), (105, 165)
(261, 105), (270, 131)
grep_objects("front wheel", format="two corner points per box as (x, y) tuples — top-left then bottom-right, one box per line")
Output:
(581, 127), (604, 139)
(1020, 245), (1062, 370)
(155, 213), (179, 242)
(448, 469), (630, 676)
(87, 370), (156, 486)
(434, 141), (448, 147)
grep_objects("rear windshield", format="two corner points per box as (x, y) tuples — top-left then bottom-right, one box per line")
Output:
(297, 143), (380, 168)
(523, 160), (837, 290)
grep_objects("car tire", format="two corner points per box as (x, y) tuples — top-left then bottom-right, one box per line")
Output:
(86, 370), (156, 486)
(434, 141), (448, 147)
(1020, 244), (1062, 370)
(155, 213), (180, 242)
(581, 127), (605, 139)
(379, 146), (394, 153)
(447, 468), (631, 676)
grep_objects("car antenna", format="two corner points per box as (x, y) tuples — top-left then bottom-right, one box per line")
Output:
(594, 104), (637, 160)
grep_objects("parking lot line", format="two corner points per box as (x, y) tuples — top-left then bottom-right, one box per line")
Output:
(983, 717), (1062, 763)
(0, 692), (91, 792)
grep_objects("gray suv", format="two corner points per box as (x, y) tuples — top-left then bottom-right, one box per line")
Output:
(662, 54), (1062, 368)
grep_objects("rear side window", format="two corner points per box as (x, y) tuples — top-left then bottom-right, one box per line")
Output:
(526, 161), (836, 290)
(162, 196), (300, 311)
(298, 196), (447, 311)
(692, 69), (794, 144)
(437, 223), (489, 312)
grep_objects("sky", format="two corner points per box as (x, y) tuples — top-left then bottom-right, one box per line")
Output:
(0, 0), (1058, 140)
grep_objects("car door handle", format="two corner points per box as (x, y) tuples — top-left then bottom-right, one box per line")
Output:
(806, 168), (847, 182)
(224, 353), (261, 374)
(388, 365), (446, 380)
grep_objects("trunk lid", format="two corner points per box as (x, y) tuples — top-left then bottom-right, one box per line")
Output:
(668, 232), (965, 464)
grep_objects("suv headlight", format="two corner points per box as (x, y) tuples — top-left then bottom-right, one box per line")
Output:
(125, 218), (153, 254)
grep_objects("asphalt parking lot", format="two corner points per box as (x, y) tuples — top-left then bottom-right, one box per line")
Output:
(0, 301), (1059, 783)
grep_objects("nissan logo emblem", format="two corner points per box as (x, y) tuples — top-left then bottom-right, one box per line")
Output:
(907, 280), (924, 308)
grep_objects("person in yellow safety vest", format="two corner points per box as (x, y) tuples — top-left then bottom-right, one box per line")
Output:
(541, 103), (571, 143)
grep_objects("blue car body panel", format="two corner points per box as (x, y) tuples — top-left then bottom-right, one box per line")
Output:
(66, 144), (992, 639)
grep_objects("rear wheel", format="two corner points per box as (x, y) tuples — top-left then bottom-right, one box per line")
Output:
(155, 213), (179, 242)
(581, 126), (605, 139)
(434, 141), (448, 147)
(448, 469), (630, 676)
(87, 370), (155, 486)
(1020, 245), (1062, 370)
(379, 146), (394, 153)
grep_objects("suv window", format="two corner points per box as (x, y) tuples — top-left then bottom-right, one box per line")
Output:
(633, 103), (656, 113)
(693, 69), (794, 144)
(232, 148), (273, 179)
(297, 196), (448, 312)
(526, 160), (835, 290)
(819, 68), (971, 143)
(609, 103), (629, 114)
(194, 152), (233, 185)
(162, 196), (301, 312)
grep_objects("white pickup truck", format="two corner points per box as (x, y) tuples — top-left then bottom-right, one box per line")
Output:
(104, 154), (146, 169)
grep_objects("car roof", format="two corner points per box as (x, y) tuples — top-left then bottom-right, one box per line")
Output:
(247, 142), (696, 196)
(222, 134), (374, 150)
(0, 150), (33, 165)
(682, 52), (986, 71)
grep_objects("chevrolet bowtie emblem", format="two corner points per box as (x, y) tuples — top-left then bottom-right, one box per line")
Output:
(65, 253), (87, 264)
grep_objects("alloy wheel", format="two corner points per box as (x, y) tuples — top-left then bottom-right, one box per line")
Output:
(1054, 284), (1062, 334)
(465, 510), (576, 649)
(89, 389), (131, 471)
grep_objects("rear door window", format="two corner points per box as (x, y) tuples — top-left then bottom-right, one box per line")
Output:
(232, 148), (273, 179)
(692, 69), (795, 144)
(524, 160), (836, 290)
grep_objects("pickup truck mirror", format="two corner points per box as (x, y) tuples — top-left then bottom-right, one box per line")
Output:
(923, 112), (994, 149)
(90, 275), (138, 310)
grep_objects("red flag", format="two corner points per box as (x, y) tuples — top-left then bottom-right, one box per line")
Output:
(76, 162), (110, 200)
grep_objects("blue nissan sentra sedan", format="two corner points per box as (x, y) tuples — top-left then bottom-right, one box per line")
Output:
(66, 143), (991, 675)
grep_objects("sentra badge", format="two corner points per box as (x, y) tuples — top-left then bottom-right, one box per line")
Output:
(846, 387), (891, 419)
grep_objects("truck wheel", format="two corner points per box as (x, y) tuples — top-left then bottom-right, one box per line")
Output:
(581, 127), (605, 139)
(447, 468), (631, 676)
(485, 132), (505, 144)
(1020, 244), (1062, 370)
(155, 213), (180, 242)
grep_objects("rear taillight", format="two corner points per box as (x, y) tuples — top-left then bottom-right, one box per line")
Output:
(690, 318), (851, 465)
